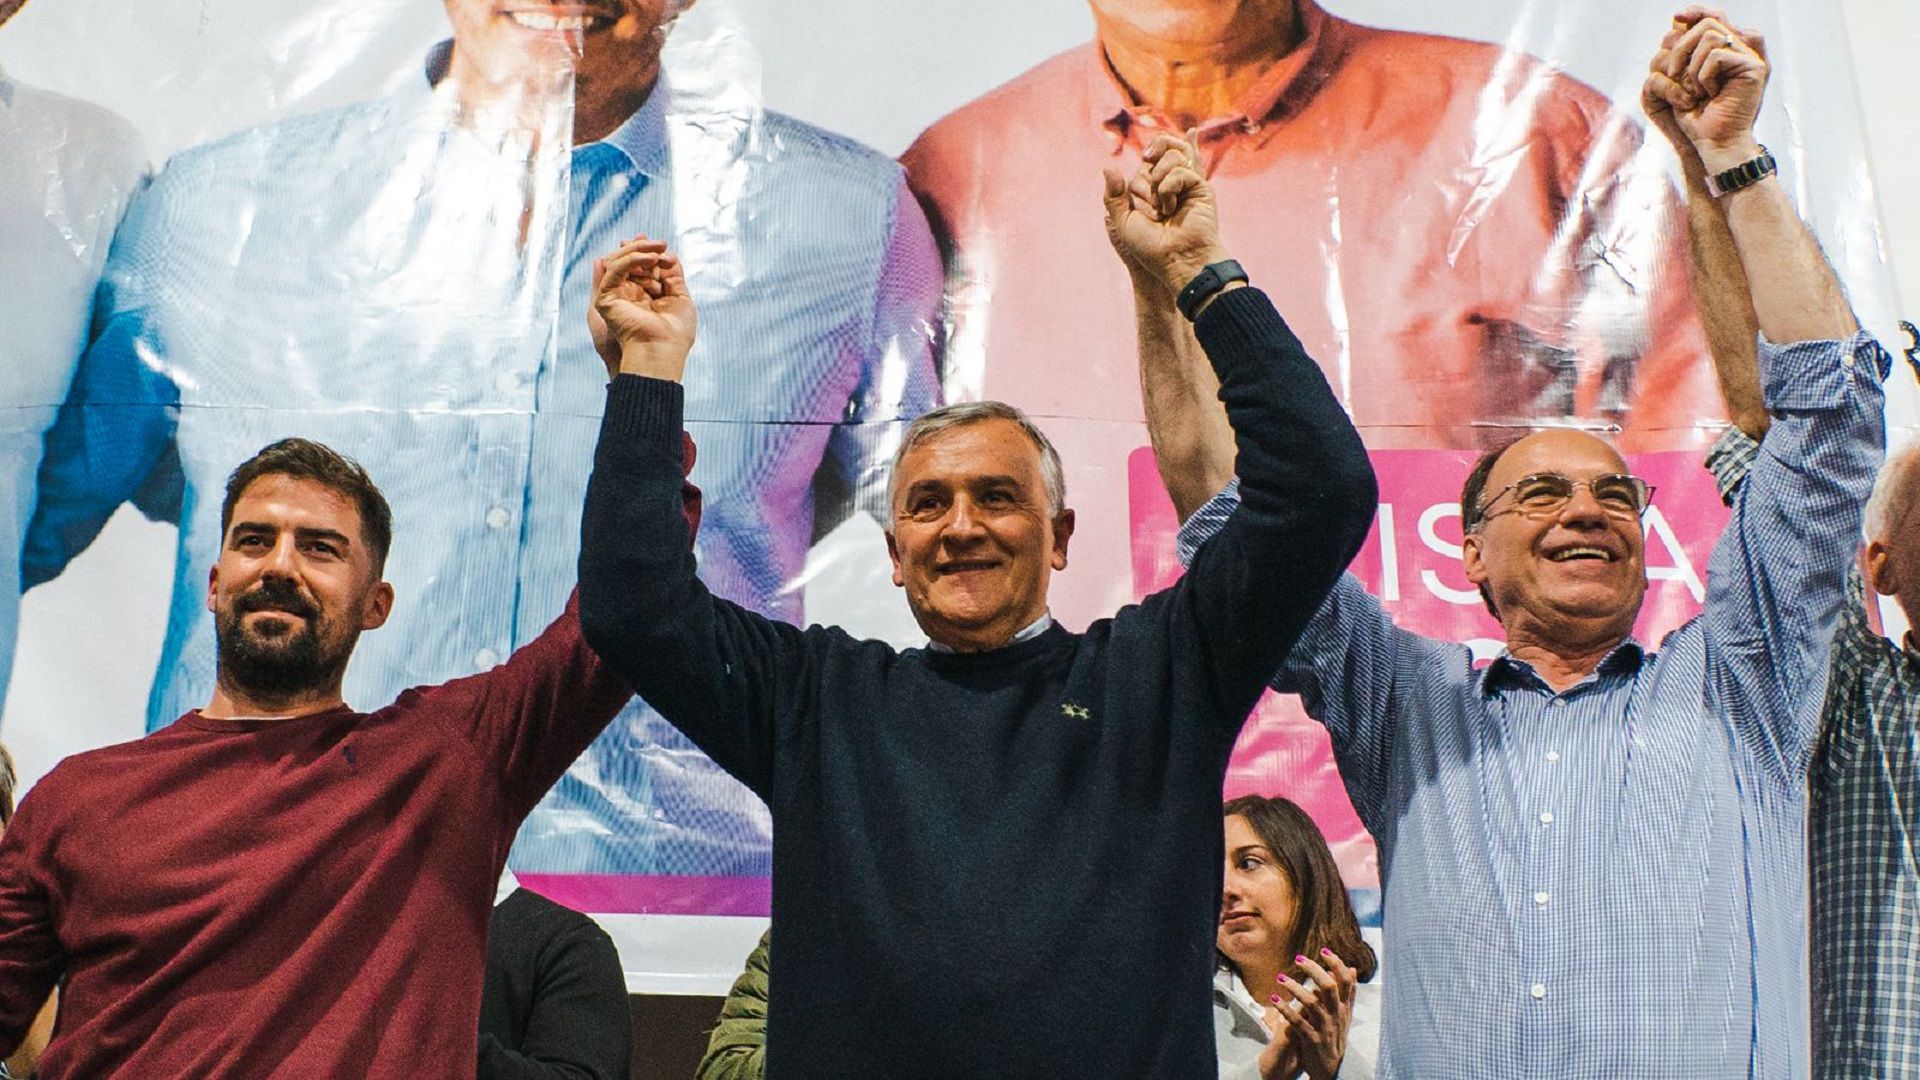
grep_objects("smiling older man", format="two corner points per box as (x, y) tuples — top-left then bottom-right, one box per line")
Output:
(574, 132), (1376, 1074)
(1155, 11), (1886, 1078)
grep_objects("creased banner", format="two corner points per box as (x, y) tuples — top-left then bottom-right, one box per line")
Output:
(0, 0), (1907, 989)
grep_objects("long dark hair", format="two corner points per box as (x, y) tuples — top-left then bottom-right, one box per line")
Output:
(1222, 795), (1377, 982)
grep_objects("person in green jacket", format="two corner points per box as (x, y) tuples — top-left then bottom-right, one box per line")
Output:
(697, 931), (769, 1080)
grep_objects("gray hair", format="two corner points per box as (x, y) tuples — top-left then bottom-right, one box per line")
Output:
(1865, 439), (1920, 543)
(884, 401), (1066, 532)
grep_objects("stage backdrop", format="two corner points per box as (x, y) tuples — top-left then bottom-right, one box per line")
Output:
(0, 0), (1909, 992)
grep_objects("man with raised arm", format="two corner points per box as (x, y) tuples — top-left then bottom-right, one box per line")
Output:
(1656, 10), (1920, 1074)
(574, 143), (1376, 1074)
(1151, 9), (1887, 1077)
(0, 439), (697, 1076)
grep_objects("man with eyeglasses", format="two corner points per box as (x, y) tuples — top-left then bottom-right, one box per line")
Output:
(1148, 9), (1887, 1076)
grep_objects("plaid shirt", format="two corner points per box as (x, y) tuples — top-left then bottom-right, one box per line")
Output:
(1180, 332), (1887, 1078)
(1712, 427), (1920, 1080)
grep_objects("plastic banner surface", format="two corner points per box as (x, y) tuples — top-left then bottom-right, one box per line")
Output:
(0, 0), (1907, 989)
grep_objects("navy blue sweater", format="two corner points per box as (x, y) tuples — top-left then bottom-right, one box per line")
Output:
(579, 287), (1376, 1078)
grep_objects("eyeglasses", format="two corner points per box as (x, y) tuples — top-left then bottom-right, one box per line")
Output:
(1470, 472), (1655, 530)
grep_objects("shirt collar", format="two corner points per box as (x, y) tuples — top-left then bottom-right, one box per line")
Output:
(495, 867), (520, 907)
(420, 40), (669, 178)
(924, 611), (1054, 654)
(1086, 0), (1338, 153)
(1477, 638), (1647, 696)
(1212, 967), (1271, 1030)
(586, 76), (671, 179)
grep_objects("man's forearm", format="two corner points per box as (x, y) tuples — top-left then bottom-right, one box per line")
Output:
(1134, 271), (1235, 522)
(1682, 167), (1769, 439)
(1711, 156), (1858, 345)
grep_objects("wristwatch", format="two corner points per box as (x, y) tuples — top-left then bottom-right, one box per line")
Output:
(1176, 260), (1249, 322)
(1704, 146), (1777, 198)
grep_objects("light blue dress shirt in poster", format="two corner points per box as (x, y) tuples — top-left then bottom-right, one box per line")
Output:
(28, 66), (941, 882)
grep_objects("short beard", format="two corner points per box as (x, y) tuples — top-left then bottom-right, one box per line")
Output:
(214, 581), (355, 708)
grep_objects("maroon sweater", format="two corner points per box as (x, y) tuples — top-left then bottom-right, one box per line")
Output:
(0, 596), (631, 1077)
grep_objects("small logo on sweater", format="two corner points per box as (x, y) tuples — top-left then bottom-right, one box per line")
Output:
(1060, 703), (1092, 721)
(342, 744), (359, 772)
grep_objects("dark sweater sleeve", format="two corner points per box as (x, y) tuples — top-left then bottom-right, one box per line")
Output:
(578, 377), (809, 799)
(1167, 287), (1378, 725)
(477, 901), (631, 1080)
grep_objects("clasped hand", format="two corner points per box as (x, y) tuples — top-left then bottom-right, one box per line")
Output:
(1641, 5), (1770, 173)
(1102, 132), (1233, 296)
(588, 234), (697, 383)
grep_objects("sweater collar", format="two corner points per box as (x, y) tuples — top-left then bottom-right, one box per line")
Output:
(924, 611), (1054, 654)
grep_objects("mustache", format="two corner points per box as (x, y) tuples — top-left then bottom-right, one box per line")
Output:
(234, 580), (318, 621)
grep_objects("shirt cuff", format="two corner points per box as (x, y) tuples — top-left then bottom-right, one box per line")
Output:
(1174, 476), (1241, 567)
(1759, 329), (1890, 414)
(1704, 426), (1761, 507)
(602, 374), (685, 448)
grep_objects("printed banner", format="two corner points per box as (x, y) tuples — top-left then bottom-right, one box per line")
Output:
(0, 0), (1907, 989)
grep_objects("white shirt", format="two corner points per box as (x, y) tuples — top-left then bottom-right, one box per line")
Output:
(0, 65), (145, 702)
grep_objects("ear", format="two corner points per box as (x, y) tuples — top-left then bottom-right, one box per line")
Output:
(1461, 532), (1487, 587)
(205, 564), (221, 615)
(360, 581), (396, 631)
(885, 529), (905, 589)
(1866, 538), (1898, 597)
(1050, 508), (1076, 571)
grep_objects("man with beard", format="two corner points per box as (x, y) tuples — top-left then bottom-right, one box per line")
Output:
(0, 438), (699, 1076)
(28, 0), (938, 886)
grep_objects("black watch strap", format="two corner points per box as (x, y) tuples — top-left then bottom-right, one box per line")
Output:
(1175, 259), (1249, 322)
(1704, 146), (1777, 198)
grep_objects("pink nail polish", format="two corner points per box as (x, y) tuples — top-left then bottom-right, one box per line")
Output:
(1320, 947), (1334, 957)
(1295, 954), (1308, 964)
(1269, 993), (1281, 1004)
(1277, 973), (1291, 983)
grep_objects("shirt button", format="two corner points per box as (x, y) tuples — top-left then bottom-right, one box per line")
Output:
(1545, 750), (1561, 763)
(1530, 983), (1547, 1000)
(1539, 811), (1554, 825)
(1534, 891), (1550, 906)
(486, 507), (512, 529)
(475, 648), (501, 668)
(1550, 698), (1566, 708)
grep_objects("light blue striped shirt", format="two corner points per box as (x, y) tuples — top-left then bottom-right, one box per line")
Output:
(28, 68), (941, 877)
(1178, 332), (1887, 1078)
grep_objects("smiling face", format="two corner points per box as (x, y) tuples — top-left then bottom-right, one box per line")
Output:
(1218, 812), (1299, 968)
(207, 475), (393, 707)
(441, 0), (681, 96)
(886, 418), (1074, 653)
(1462, 430), (1647, 643)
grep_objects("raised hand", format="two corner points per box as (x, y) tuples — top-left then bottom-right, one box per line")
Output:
(590, 234), (697, 383)
(1102, 132), (1232, 295)
(1642, 7), (1769, 172)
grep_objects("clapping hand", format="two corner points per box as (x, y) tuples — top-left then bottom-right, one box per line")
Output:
(1261, 949), (1358, 1080)
(589, 234), (697, 383)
